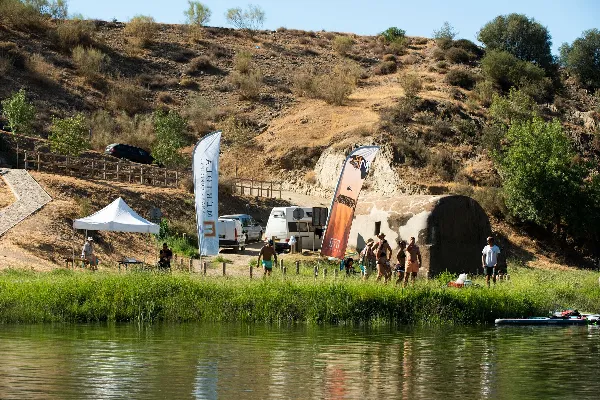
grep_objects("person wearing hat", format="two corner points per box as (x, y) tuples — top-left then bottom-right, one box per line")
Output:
(372, 233), (392, 282)
(258, 239), (278, 277)
(81, 237), (98, 269)
(404, 237), (421, 286)
(482, 236), (500, 287)
(359, 238), (376, 280)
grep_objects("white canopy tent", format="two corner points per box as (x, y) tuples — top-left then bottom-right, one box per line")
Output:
(73, 197), (159, 234)
(72, 198), (159, 268)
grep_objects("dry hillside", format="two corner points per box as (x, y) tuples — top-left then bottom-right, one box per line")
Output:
(1, 15), (599, 268)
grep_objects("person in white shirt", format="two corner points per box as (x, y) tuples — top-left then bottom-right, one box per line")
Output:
(481, 236), (500, 287)
(81, 237), (98, 270)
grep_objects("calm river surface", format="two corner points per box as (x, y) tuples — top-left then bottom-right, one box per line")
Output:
(0, 323), (599, 399)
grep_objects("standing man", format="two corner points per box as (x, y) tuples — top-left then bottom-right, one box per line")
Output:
(373, 233), (392, 282)
(81, 237), (98, 270)
(359, 238), (376, 280)
(258, 239), (278, 277)
(159, 242), (173, 271)
(482, 236), (501, 287)
(395, 240), (407, 285)
(403, 237), (421, 287)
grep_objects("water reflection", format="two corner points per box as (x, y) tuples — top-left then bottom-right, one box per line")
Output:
(0, 324), (599, 399)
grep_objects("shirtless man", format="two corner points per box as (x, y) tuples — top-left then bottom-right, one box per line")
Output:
(373, 233), (392, 283)
(403, 237), (421, 287)
(257, 239), (278, 277)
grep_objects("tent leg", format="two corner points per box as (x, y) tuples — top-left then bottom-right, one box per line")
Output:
(72, 228), (75, 270)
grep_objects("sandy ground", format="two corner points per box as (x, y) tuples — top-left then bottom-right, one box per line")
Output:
(0, 174), (15, 209)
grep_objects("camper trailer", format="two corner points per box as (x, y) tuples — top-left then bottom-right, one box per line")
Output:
(264, 206), (328, 253)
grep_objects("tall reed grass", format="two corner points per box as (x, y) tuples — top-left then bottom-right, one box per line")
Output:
(0, 265), (598, 325)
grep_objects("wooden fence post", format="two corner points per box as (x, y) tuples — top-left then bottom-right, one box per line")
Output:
(116, 162), (120, 180)
(323, 268), (327, 279)
(203, 262), (207, 275)
(140, 167), (144, 184)
(103, 161), (106, 180)
(189, 258), (193, 273)
(250, 179), (253, 196)
(24, 151), (28, 170)
(280, 259), (284, 272)
(37, 153), (40, 171)
(250, 264), (253, 278)
(222, 262), (226, 276)
(314, 265), (318, 280)
(296, 260), (300, 274)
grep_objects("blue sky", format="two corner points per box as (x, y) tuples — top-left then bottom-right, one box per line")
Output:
(68, 0), (598, 54)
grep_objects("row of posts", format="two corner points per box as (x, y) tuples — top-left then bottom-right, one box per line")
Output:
(166, 259), (336, 279)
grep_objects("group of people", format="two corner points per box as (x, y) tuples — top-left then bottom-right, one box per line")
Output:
(358, 233), (422, 286)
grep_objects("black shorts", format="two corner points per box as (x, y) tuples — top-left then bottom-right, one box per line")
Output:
(483, 266), (496, 277)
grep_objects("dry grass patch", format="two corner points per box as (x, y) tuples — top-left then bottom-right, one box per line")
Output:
(124, 15), (158, 49)
(55, 18), (96, 50)
(72, 46), (108, 80)
(26, 53), (59, 85)
(108, 82), (148, 115)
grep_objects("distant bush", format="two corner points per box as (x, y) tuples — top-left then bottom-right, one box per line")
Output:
(49, 113), (90, 156)
(452, 39), (484, 59)
(382, 54), (397, 62)
(184, 1), (211, 26)
(233, 50), (252, 73)
(333, 35), (353, 55)
(379, 27), (406, 44)
(380, 96), (419, 125)
(124, 15), (158, 48)
(230, 70), (263, 100)
(445, 69), (476, 90)
(445, 47), (471, 64)
(225, 4), (265, 31)
(25, 53), (57, 85)
(433, 21), (457, 50)
(56, 17), (95, 50)
(399, 72), (422, 97)
(559, 28), (600, 91)
(473, 187), (508, 219)
(291, 67), (317, 97)
(428, 149), (458, 181)
(489, 88), (539, 126)
(387, 38), (407, 55)
(315, 62), (362, 105)
(432, 47), (445, 61)
(183, 94), (215, 134)
(185, 55), (215, 75)
(1, 89), (36, 135)
(112, 112), (155, 150)
(373, 61), (397, 75)
(0, 0), (61, 30)
(221, 114), (258, 147)
(72, 46), (108, 79)
(472, 80), (497, 107)
(152, 110), (188, 168)
(109, 83), (147, 115)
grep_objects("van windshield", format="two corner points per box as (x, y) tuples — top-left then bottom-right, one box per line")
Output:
(272, 212), (285, 219)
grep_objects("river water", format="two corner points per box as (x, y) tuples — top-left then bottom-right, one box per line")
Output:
(0, 323), (599, 399)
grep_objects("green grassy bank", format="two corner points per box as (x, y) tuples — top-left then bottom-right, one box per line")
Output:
(0, 265), (599, 325)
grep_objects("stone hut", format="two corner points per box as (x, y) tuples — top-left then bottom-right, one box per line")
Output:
(349, 195), (491, 277)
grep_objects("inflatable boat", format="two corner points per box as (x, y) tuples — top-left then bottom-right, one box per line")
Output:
(495, 310), (600, 326)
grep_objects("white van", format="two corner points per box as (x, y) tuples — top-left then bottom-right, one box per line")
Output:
(218, 218), (246, 252)
(264, 206), (327, 253)
(219, 214), (263, 242)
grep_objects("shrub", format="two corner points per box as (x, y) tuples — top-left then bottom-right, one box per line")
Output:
(0, 0), (47, 30)
(380, 96), (419, 125)
(333, 35), (353, 55)
(452, 39), (484, 59)
(1, 89), (36, 135)
(478, 13), (554, 71)
(230, 70), (263, 100)
(489, 88), (539, 126)
(233, 50), (252, 73)
(432, 47), (445, 61)
(382, 54), (397, 62)
(445, 47), (471, 64)
(184, 1), (211, 26)
(124, 15), (158, 48)
(225, 4), (265, 31)
(185, 55), (215, 75)
(0, 56), (10, 75)
(315, 62), (362, 105)
(380, 27), (405, 44)
(109, 83), (147, 115)
(56, 17), (95, 50)
(183, 94), (215, 134)
(473, 187), (508, 218)
(88, 110), (115, 149)
(433, 21), (457, 49)
(472, 80), (497, 107)
(387, 38), (406, 55)
(49, 113), (90, 156)
(445, 69), (476, 90)
(221, 115), (257, 147)
(72, 46), (108, 79)
(481, 50), (547, 93)
(559, 29), (600, 91)
(373, 61), (397, 75)
(25, 53), (57, 85)
(428, 149), (457, 181)
(152, 110), (188, 168)
(292, 67), (317, 97)
(113, 112), (155, 150)
(399, 72), (422, 97)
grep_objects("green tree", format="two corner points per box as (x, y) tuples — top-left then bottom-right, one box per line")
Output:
(559, 29), (600, 90)
(498, 118), (587, 232)
(152, 110), (187, 167)
(489, 88), (539, 126)
(1, 89), (36, 135)
(478, 13), (554, 71)
(225, 4), (265, 31)
(379, 27), (405, 44)
(24, 0), (67, 18)
(49, 113), (90, 155)
(433, 21), (457, 49)
(184, 1), (211, 26)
